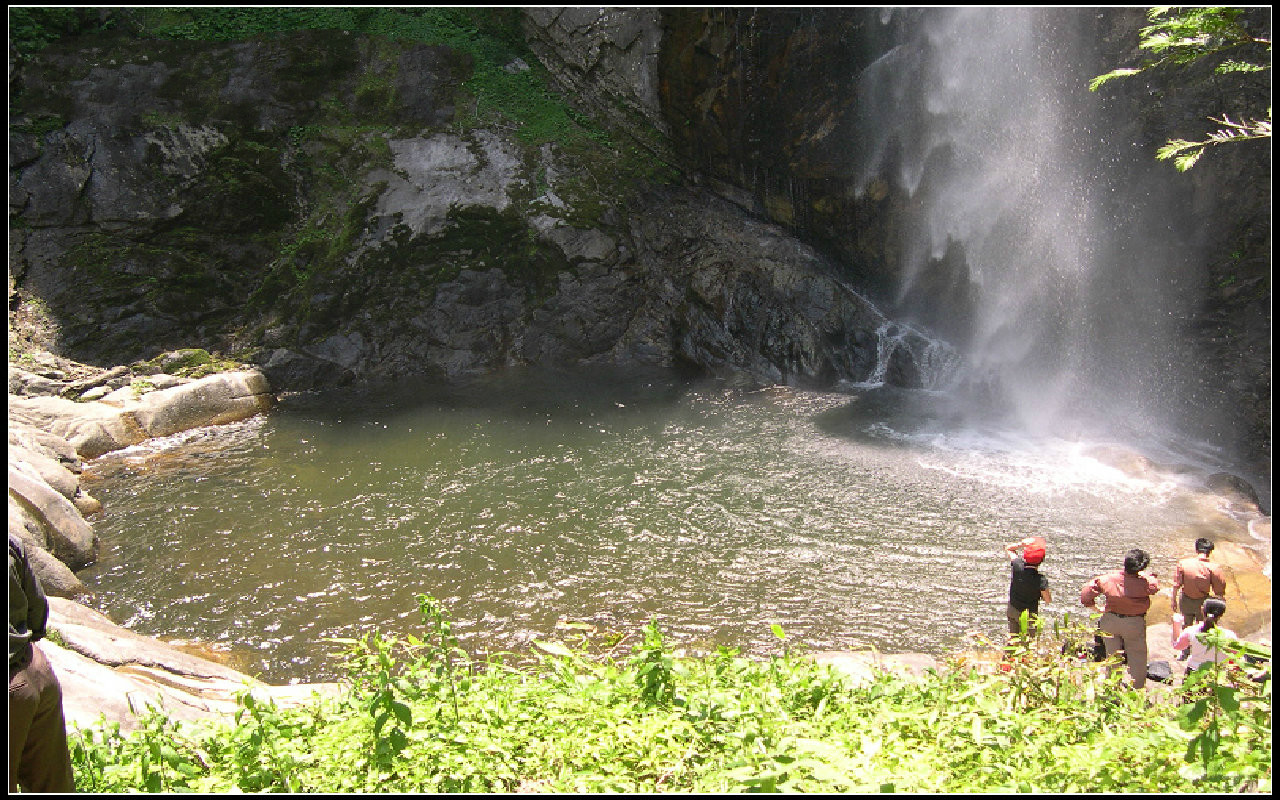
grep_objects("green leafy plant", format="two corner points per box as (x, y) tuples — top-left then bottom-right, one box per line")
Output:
(630, 618), (678, 708)
(1090, 7), (1272, 170)
(1155, 114), (1272, 171)
(66, 598), (1272, 793)
(1175, 631), (1271, 788)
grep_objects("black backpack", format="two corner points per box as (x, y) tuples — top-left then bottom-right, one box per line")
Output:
(1146, 660), (1173, 683)
(1090, 631), (1107, 662)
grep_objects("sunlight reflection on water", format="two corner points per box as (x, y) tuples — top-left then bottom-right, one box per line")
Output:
(80, 370), (1260, 683)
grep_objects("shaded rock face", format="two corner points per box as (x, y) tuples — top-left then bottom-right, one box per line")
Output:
(9, 22), (901, 397)
(9, 29), (470, 367)
(523, 8), (669, 152)
(657, 8), (900, 295)
(617, 186), (887, 386)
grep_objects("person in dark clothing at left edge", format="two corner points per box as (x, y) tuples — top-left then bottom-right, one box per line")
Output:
(1003, 536), (1051, 637)
(9, 533), (76, 793)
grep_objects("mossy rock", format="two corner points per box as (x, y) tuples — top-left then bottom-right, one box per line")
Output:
(148, 348), (241, 378)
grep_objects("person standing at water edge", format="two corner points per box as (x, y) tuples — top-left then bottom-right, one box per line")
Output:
(1171, 597), (1236, 674)
(1170, 537), (1226, 626)
(1003, 536), (1050, 636)
(1079, 549), (1160, 689)
(9, 533), (76, 793)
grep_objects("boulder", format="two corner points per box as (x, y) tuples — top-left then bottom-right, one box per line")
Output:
(130, 370), (273, 439)
(7, 460), (98, 569)
(8, 365), (66, 397)
(8, 441), (81, 500)
(42, 598), (343, 735)
(9, 394), (149, 458)
(1204, 472), (1263, 511)
(8, 369), (274, 458)
(6, 498), (87, 597)
(1209, 540), (1272, 642)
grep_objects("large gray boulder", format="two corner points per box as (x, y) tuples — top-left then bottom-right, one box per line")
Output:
(7, 460), (98, 569)
(130, 370), (273, 439)
(42, 598), (343, 735)
(7, 495), (87, 598)
(9, 394), (149, 459)
(8, 436), (82, 501)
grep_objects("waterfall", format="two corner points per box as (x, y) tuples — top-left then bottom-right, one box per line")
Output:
(855, 322), (962, 392)
(852, 8), (1206, 442)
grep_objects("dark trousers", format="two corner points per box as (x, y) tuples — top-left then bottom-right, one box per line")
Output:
(1006, 603), (1040, 636)
(1099, 611), (1149, 689)
(8, 644), (75, 793)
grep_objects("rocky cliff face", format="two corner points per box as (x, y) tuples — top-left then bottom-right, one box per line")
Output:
(583, 7), (1270, 480)
(8, 16), (915, 400)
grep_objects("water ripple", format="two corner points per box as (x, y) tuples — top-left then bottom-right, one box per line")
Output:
(80, 372), (1257, 683)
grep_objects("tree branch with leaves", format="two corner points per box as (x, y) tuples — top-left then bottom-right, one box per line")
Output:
(1091, 6), (1272, 171)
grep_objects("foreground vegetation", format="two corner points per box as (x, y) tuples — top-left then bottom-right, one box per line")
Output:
(67, 596), (1270, 793)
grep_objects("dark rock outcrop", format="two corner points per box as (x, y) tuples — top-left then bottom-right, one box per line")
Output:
(9, 22), (901, 396)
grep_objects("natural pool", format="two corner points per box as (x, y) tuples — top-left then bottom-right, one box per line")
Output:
(79, 367), (1259, 684)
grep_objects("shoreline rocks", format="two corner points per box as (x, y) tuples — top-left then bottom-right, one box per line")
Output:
(42, 598), (342, 735)
(9, 356), (274, 594)
(7, 351), (326, 733)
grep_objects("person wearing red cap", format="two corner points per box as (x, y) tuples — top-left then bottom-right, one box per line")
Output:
(1003, 536), (1051, 637)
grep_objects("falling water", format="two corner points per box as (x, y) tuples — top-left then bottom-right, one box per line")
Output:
(852, 8), (1207, 445)
(855, 322), (963, 391)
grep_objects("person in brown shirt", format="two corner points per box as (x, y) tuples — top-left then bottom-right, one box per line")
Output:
(1080, 549), (1160, 688)
(1170, 537), (1227, 626)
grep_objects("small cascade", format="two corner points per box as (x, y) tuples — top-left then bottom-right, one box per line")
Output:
(855, 321), (962, 392)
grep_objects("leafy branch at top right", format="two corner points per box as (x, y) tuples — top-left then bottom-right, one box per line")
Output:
(1090, 6), (1272, 171)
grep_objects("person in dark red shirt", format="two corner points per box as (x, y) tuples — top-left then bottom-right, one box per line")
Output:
(1080, 549), (1160, 688)
(1170, 537), (1227, 626)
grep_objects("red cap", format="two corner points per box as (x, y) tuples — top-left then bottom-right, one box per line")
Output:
(1023, 536), (1047, 566)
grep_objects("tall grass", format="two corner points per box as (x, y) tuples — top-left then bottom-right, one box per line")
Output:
(68, 597), (1270, 793)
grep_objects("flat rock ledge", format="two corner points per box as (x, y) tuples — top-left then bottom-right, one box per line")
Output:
(9, 368), (273, 460)
(42, 597), (342, 736)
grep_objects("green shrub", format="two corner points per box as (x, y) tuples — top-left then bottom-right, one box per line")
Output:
(68, 598), (1271, 793)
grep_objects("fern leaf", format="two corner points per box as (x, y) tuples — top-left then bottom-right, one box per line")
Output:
(1088, 68), (1140, 91)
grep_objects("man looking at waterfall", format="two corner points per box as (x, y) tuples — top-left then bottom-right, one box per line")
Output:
(1170, 538), (1226, 627)
(1003, 536), (1050, 637)
(1079, 549), (1161, 689)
